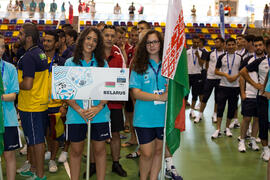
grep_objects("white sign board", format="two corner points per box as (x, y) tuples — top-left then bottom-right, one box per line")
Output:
(52, 66), (129, 101)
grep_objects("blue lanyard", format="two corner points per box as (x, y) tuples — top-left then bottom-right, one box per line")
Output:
(192, 49), (197, 65)
(268, 56), (270, 67)
(1, 61), (4, 78)
(49, 54), (56, 72)
(227, 53), (235, 75)
(149, 62), (162, 91)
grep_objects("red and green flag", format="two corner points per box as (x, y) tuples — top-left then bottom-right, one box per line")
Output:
(161, 0), (189, 155)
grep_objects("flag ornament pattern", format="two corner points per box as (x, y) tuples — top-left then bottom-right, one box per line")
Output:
(161, 8), (185, 79)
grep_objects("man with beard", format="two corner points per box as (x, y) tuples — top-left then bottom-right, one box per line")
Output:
(43, 30), (66, 173)
(238, 35), (260, 153)
(17, 23), (48, 180)
(240, 36), (270, 161)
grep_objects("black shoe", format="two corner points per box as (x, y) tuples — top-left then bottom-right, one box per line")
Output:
(83, 164), (96, 179)
(112, 163), (127, 177)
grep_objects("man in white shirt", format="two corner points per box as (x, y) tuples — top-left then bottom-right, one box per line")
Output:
(211, 38), (241, 139)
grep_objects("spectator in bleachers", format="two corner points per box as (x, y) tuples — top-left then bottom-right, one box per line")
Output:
(263, 4), (269, 27)
(61, 24), (73, 33)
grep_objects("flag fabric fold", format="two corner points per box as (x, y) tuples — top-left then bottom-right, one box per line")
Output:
(161, 0), (189, 155)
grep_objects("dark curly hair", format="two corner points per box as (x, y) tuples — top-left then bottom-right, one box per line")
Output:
(132, 30), (164, 74)
(72, 27), (105, 67)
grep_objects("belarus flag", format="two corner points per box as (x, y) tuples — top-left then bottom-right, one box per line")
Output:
(161, 0), (189, 155)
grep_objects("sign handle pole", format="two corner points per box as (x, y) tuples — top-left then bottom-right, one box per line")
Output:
(86, 100), (92, 180)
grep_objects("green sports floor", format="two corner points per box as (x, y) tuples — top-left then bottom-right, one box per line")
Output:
(2, 95), (267, 180)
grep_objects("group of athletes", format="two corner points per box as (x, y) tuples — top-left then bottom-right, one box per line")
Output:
(187, 33), (270, 166)
(0, 20), (184, 180)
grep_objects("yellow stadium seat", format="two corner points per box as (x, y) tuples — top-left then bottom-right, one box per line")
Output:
(42, 32), (45, 37)
(186, 23), (192, 27)
(46, 20), (52, 25)
(185, 28), (189, 33)
(187, 39), (193, 45)
(0, 25), (8, 30)
(17, 19), (24, 24)
(205, 46), (211, 52)
(202, 28), (209, 34)
(154, 27), (162, 32)
(231, 34), (237, 39)
(133, 22), (138, 26)
(208, 40), (215, 46)
(127, 27), (132, 32)
(59, 26), (62, 29)
(12, 31), (19, 37)
(249, 24), (255, 28)
(225, 29), (228, 34)
(211, 34), (218, 39)
(106, 21), (112, 25)
(80, 21), (85, 25)
(212, 23), (218, 28)
(231, 24), (237, 28)
(161, 22), (166, 27)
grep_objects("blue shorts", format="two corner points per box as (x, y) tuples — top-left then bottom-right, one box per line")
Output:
(134, 127), (164, 145)
(66, 122), (111, 142)
(19, 111), (48, 146)
(4, 127), (22, 151)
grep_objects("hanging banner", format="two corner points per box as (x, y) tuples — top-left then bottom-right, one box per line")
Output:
(219, 3), (225, 39)
(52, 66), (129, 101)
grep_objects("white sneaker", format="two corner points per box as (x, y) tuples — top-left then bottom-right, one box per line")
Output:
(16, 160), (31, 173)
(211, 130), (221, 139)
(165, 165), (183, 179)
(212, 114), (217, 123)
(19, 144), (27, 155)
(189, 110), (196, 118)
(58, 151), (68, 163)
(229, 121), (235, 129)
(249, 138), (260, 151)
(261, 149), (270, 161)
(238, 140), (246, 152)
(45, 151), (51, 160)
(48, 160), (58, 173)
(194, 116), (201, 123)
(225, 128), (233, 137)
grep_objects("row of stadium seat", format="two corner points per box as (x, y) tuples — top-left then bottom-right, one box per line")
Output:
(0, 25), (57, 31)
(185, 28), (242, 34)
(186, 33), (237, 40)
(0, 18), (166, 27)
(185, 23), (255, 28)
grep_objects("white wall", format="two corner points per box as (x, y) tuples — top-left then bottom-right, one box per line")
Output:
(0, 0), (268, 21)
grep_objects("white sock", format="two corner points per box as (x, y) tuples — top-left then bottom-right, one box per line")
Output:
(263, 146), (269, 152)
(199, 112), (203, 117)
(213, 112), (217, 117)
(233, 118), (238, 123)
(165, 157), (173, 170)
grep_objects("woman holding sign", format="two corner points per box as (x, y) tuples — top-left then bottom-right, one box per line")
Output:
(64, 27), (110, 180)
(129, 30), (168, 180)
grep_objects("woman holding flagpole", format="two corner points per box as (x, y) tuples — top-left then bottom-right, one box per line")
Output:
(64, 27), (110, 180)
(129, 30), (168, 180)
(0, 34), (21, 180)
